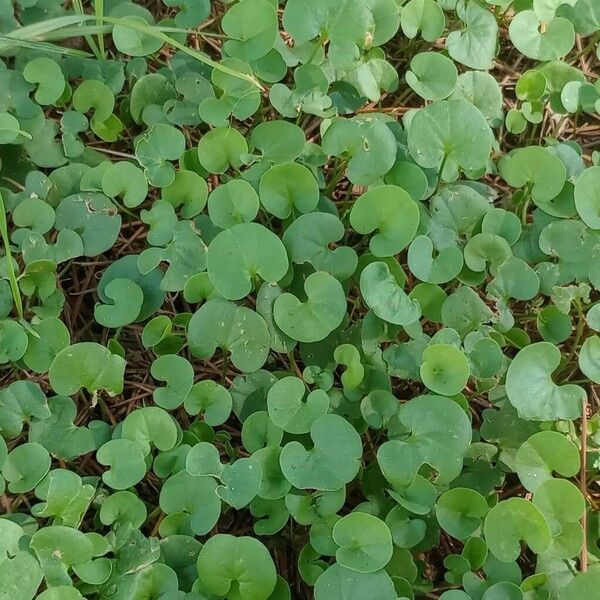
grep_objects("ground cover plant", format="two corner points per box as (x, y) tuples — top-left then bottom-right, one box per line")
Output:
(1, 0), (600, 598)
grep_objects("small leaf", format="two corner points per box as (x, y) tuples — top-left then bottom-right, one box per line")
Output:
(332, 512), (393, 573)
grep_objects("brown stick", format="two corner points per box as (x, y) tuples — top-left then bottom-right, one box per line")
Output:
(581, 391), (590, 572)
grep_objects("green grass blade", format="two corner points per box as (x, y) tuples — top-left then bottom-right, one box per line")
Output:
(6, 15), (96, 40)
(101, 16), (265, 90)
(71, 0), (102, 59)
(6, 13), (262, 89)
(0, 34), (93, 56)
(95, 0), (105, 60)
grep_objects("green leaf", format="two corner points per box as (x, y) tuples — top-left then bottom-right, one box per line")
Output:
(321, 117), (397, 185)
(22, 317), (70, 374)
(574, 166), (600, 229)
(207, 223), (289, 300)
(280, 414), (363, 491)
(377, 395), (472, 487)
(29, 396), (95, 460)
(0, 320), (27, 363)
(483, 498), (552, 561)
(250, 120), (306, 164)
(221, 0), (278, 62)
(97, 438), (147, 489)
(273, 272), (347, 343)
(0, 521), (43, 600)
(97, 254), (165, 321)
(505, 342), (585, 421)
(436, 487), (489, 540)
(102, 161), (148, 209)
(197, 126), (248, 174)
(446, 0), (498, 70)
(151, 354), (194, 410)
(196, 534), (277, 600)
(267, 376), (329, 434)
(407, 99), (493, 180)
(135, 123), (186, 187)
(160, 470), (221, 535)
(259, 162), (319, 219)
(406, 52), (457, 101)
(350, 185), (420, 257)
(314, 564), (397, 600)
(283, 212), (358, 281)
(184, 380), (233, 426)
(579, 335), (600, 383)
(498, 146), (566, 215)
(54, 193), (120, 257)
(560, 570), (600, 600)
(188, 299), (270, 372)
(332, 512), (393, 573)
(216, 458), (262, 509)
(401, 0), (445, 42)
(49, 342), (126, 396)
(0, 380), (50, 438)
(208, 179), (259, 229)
(509, 11), (575, 60)
(94, 277), (144, 328)
(515, 430), (580, 492)
(420, 343), (470, 395)
(360, 261), (421, 326)
(2, 442), (50, 493)
(122, 406), (178, 455)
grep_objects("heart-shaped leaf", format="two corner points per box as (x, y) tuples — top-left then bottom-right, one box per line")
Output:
(505, 342), (585, 421)
(196, 534), (277, 600)
(280, 414), (362, 491)
(49, 343), (126, 396)
(273, 272), (347, 343)
(377, 395), (472, 487)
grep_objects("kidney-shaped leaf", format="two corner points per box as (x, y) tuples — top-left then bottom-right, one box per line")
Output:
(121, 406), (179, 456)
(483, 498), (552, 562)
(377, 395), (472, 487)
(407, 99), (493, 180)
(505, 342), (584, 421)
(360, 261), (421, 326)
(314, 563), (397, 600)
(49, 343), (126, 396)
(196, 534), (277, 600)
(273, 272), (347, 343)
(188, 299), (270, 373)
(515, 430), (580, 492)
(283, 212), (358, 281)
(574, 166), (600, 229)
(267, 376), (329, 434)
(420, 343), (470, 396)
(436, 487), (489, 540)
(280, 414), (362, 491)
(350, 185), (420, 257)
(207, 223), (289, 300)
(332, 512), (393, 573)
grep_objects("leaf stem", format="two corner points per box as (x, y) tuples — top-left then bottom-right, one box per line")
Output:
(0, 191), (24, 320)
(561, 299), (585, 375)
(221, 353), (230, 384)
(433, 152), (449, 195)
